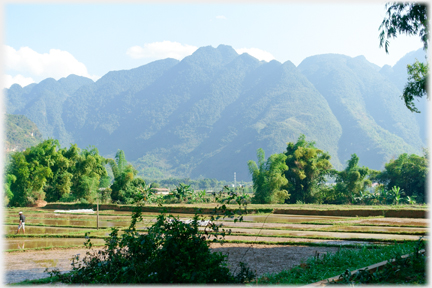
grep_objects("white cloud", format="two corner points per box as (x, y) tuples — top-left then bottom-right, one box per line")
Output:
(216, 15), (227, 20)
(234, 47), (276, 62)
(4, 45), (98, 85)
(126, 41), (198, 60)
(4, 74), (35, 89)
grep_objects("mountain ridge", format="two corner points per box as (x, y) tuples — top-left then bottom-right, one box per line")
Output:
(4, 45), (427, 180)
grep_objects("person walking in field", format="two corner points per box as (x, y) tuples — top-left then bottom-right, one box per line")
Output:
(16, 211), (25, 234)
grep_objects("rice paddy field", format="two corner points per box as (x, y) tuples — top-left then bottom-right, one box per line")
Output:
(4, 204), (428, 285)
(5, 205), (428, 251)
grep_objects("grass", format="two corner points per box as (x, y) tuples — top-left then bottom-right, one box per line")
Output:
(257, 240), (425, 285)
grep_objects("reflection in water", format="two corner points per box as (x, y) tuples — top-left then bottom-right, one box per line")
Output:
(17, 241), (25, 250)
(6, 238), (106, 250)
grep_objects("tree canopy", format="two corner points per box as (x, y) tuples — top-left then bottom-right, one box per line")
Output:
(283, 135), (333, 204)
(6, 139), (108, 206)
(248, 148), (290, 204)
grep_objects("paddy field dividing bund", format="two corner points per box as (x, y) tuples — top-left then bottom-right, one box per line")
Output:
(4, 204), (428, 284)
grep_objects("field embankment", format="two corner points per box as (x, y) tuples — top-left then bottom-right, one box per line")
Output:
(42, 203), (428, 218)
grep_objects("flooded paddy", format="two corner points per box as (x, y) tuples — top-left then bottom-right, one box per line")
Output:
(5, 218), (134, 228)
(342, 217), (429, 227)
(228, 227), (425, 241)
(4, 208), (427, 250)
(5, 238), (106, 250)
(244, 214), (350, 223)
(3, 225), (112, 236)
(316, 225), (426, 234)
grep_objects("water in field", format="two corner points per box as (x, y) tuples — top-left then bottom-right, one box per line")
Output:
(245, 214), (349, 223)
(4, 225), (102, 235)
(342, 218), (429, 227)
(5, 218), (134, 228)
(316, 225), (427, 234)
(5, 238), (106, 250)
(228, 227), (425, 241)
(4, 207), (426, 250)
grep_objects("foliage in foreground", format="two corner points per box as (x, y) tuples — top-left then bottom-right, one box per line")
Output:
(257, 238), (426, 285)
(46, 194), (255, 284)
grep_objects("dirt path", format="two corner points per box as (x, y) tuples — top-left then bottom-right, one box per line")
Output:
(4, 243), (342, 284)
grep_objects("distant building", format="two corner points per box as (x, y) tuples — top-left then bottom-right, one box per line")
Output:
(151, 188), (170, 195)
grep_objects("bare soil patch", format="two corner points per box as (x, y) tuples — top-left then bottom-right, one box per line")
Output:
(4, 243), (341, 284)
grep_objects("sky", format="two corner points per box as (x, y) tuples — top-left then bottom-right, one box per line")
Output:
(3, 2), (425, 89)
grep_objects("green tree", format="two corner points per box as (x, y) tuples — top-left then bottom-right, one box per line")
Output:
(109, 150), (145, 203)
(374, 152), (428, 203)
(248, 148), (290, 204)
(44, 144), (79, 202)
(4, 174), (16, 206)
(7, 139), (58, 206)
(283, 135), (333, 204)
(379, 2), (429, 112)
(333, 154), (372, 204)
(6, 140), (108, 206)
(69, 146), (108, 203)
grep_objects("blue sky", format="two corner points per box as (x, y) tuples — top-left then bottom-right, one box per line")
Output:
(4, 3), (424, 88)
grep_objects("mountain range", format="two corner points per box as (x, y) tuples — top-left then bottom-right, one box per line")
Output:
(4, 45), (428, 181)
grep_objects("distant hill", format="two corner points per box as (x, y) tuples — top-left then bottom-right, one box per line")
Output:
(5, 114), (43, 152)
(4, 45), (427, 180)
(297, 53), (423, 169)
(378, 48), (428, 143)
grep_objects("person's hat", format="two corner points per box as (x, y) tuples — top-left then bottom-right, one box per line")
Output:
(19, 211), (22, 214)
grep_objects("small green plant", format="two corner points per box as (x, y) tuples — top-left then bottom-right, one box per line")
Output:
(405, 195), (417, 205)
(390, 186), (404, 205)
(79, 198), (89, 204)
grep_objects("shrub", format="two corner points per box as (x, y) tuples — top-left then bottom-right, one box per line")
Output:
(58, 193), (76, 203)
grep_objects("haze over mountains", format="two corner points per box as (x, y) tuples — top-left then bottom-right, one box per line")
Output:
(5, 45), (428, 181)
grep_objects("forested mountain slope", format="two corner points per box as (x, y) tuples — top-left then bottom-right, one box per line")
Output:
(5, 114), (43, 152)
(4, 45), (426, 180)
(297, 53), (424, 170)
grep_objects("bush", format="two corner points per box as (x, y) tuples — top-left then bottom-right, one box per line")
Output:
(79, 198), (89, 204)
(58, 193), (76, 203)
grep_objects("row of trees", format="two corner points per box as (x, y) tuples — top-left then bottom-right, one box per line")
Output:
(4, 139), (250, 207)
(248, 135), (428, 205)
(4, 140), (147, 207)
(5, 139), (109, 207)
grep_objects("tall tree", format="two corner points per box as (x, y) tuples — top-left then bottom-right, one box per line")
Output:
(248, 148), (290, 204)
(333, 154), (372, 204)
(68, 146), (108, 202)
(379, 2), (429, 112)
(7, 140), (57, 206)
(283, 135), (333, 204)
(109, 150), (145, 203)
